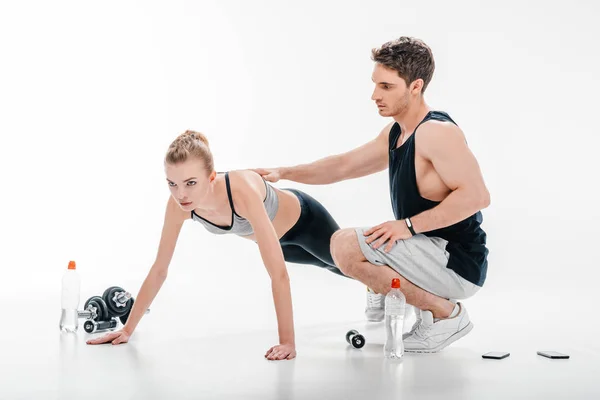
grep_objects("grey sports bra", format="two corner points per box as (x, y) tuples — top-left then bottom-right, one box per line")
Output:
(190, 172), (279, 236)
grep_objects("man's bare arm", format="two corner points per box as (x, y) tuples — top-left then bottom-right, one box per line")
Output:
(255, 122), (394, 185)
(410, 122), (490, 233)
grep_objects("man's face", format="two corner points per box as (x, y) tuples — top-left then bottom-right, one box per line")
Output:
(371, 63), (411, 118)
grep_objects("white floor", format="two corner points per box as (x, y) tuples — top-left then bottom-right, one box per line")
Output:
(4, 282), (600, 400)
(3, 1), (600, 398)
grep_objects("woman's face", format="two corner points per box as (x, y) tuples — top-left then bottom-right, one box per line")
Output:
(164, 159), (215, 211)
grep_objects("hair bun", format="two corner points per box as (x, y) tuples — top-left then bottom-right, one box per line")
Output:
(183, 130), (209, 147)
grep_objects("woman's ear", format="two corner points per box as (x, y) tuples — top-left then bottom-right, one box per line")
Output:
(209, 170), (217, 183)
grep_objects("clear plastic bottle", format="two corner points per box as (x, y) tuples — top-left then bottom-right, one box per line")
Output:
(59, 261), (80, 332)
(384, 278), (406, 359)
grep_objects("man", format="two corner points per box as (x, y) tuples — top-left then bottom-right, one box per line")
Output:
(255, 36), (490, 352)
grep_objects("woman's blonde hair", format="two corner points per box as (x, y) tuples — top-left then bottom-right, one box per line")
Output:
(165, 130), (214, 174)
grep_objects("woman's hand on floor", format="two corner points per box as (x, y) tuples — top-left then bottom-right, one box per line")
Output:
(265, 343), (296, 360)
(86, 329), (130, 345)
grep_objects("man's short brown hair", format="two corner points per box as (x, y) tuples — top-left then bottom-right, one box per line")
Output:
(371, 37), (435, 93)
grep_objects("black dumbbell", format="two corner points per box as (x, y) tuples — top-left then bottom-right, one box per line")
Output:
(346, 329), (366, 349)
(103, 286), (134, 319)
(118, 297), (135, 325)
(101, 287), (148, 324)
(82, 296), (111, 322)
(84, 318), (118, 333)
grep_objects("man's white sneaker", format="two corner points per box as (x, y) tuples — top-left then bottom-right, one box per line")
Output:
(403, 302), (473, 353)
(402, 306), (422, 340)
(365, 287), (384, 322)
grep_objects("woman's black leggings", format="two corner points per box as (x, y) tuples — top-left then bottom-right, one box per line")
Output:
(278, 189), (349, 278)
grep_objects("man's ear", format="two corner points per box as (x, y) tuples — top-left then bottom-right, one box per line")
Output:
(411, 78), (424, 95)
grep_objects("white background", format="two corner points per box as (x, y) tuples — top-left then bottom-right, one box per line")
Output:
(1, 1), (599, 398)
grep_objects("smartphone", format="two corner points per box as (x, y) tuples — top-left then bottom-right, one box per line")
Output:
(537, 351), (569, 359)
(482, 352), (510, 360)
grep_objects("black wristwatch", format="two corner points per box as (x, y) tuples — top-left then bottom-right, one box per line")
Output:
(404, 217), (416, 236)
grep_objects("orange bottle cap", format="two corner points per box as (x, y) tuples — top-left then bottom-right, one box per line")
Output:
(68, 261), (76, 270)
(391, 278), (400, 289)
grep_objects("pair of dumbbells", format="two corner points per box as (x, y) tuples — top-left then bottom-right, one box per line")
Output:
(78, 286), (149, 333)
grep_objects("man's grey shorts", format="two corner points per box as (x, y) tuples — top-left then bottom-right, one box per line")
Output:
(355, 228), (480, 300)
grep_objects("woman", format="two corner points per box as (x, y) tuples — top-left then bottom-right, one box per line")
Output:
(86, 130), (346, 360)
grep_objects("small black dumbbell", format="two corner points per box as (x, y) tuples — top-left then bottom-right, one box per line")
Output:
(346, 329), (366, 349)
(84, 318), (118, 333)
(102, 287), (148, 324)
(103, 286), (133, 319)
(82, 296), (111, 322)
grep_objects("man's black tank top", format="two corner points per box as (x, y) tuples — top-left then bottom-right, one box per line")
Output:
(388, 110), (488, 286)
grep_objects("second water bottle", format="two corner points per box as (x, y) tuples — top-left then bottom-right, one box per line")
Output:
(384, 278), (405, 359)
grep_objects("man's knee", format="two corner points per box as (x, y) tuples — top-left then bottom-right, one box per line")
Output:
(330, 228), (360, 272)
(330, 229), (350, 263)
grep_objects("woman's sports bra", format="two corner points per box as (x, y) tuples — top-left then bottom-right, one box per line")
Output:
(190, 172), (279, 236)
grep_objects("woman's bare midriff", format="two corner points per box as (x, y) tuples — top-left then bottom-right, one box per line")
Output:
(241, 187), (301, 242)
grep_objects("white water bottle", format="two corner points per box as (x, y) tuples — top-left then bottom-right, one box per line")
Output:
(59, 261), (80, 332)
(384, 278), (406, 359)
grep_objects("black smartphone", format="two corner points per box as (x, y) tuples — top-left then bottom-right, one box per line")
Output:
(537, 351), (569, 359)
(482, 352), (510, 360)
